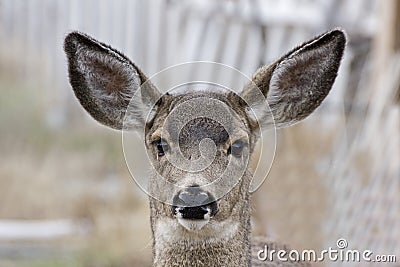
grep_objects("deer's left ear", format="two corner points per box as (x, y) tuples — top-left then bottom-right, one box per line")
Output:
(242, 29), (346, 128)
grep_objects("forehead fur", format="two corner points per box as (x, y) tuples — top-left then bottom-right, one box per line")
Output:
(146, 89), (257, 140)
(177, 117), (229, 146)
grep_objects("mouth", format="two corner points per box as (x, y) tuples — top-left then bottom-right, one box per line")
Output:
(174, 206), (212, 231)
(171, 185), (218, 231)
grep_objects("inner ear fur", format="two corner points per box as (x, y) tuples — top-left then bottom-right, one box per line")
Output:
(242, 29), (346, 128)
(64, 31), (161, 130)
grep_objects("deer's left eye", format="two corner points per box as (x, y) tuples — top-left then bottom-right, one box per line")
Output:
(228, 140), (247, 158)
(152, 139), (169, 157)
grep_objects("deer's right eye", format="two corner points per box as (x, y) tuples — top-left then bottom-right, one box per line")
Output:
(152, 139), (169, 157)
(228, 140), (247, 158)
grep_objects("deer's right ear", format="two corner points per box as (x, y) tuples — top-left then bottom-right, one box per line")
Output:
(64, 32), (161, 130)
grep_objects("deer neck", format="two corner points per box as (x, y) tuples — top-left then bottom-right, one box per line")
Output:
(150, 200), (252, 267)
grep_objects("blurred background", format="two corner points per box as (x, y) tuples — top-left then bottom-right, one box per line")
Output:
(0, 0), (399, 266)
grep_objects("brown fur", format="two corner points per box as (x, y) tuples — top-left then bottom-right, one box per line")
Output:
(64, 29), (346, 266)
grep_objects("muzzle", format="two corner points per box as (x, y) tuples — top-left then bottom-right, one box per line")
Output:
(172, 185), (218, 220)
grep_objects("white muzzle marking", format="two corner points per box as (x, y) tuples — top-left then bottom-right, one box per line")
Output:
(175, 207), (211, 231)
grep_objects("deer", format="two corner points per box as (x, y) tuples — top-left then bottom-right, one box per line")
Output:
(64, 28), (346, 266)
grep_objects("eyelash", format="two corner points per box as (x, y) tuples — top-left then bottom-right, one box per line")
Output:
(227, 140), (247, 158)
(152, 139), (169, 157)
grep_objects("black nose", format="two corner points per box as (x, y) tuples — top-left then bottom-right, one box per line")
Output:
(172, 185), (217, 220)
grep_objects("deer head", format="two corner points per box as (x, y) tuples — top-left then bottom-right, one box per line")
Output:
(64, 29), (345, 264)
